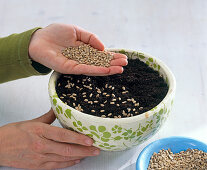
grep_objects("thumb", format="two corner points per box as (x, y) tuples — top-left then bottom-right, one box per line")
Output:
(31, 109), (56, 124)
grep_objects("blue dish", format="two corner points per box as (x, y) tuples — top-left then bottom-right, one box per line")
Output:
(136, 136), (207, 170)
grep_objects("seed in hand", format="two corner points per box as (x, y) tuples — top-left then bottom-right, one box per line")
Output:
(62, 44), (113, 67)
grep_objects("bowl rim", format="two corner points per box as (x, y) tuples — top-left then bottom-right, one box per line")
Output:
(48, 48), (176, 123)
(136, 136), (207, 170)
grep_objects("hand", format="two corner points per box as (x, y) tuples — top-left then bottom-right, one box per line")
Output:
(0, 109), (100, 169)
(29, 23), (127, 76)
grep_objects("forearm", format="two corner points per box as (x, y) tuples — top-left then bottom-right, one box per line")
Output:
(0, 28), (51, 84)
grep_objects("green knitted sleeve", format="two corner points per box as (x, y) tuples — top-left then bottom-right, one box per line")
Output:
(0, 28), (51, 84)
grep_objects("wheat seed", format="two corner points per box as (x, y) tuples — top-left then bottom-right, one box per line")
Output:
(62, 44), (113, 67)
(148, 149), (207, 169)
(108, 113), (112, 116)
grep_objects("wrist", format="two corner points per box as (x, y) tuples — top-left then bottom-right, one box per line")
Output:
(28, 28), (51, 74)
(28, 28), (41, 62)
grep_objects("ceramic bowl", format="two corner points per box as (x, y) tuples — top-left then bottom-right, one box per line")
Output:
(48, 49), (176, 151)
(136, 136), (207, 170)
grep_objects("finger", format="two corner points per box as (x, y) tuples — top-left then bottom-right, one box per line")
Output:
(43, 140), (100, 157)
(86, 66), (124, 76)
(108, 66), (124, 75)
(112, 53), (128, 59)
(53, 55), (110, 75)
(31, 109), (56, 124)
(110, 58), (128, 66)
(44, 153), (85, 162)
(72, 64), (110, 75)
(40, 160), (80, 170)
(74, 25), (104, 50)
(42, 125), (93, 146)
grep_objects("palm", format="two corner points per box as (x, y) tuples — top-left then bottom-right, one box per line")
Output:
(29, 24), (127, 76)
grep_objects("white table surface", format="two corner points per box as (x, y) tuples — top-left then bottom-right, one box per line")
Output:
(0, 0), (207, 169)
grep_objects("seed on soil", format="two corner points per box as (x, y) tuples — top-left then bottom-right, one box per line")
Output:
(101, 115), (106, 118)
(62, 44), (113, 67)
(88, 101), (93, 104)
(118, 115), (122, 118)
(91, 110), (95, 112)
(122, 91), (127, 94)
(75, 104), (83, 112)
(108, 113), (112, 116)
(139, 107), (143, 110)
(122, 110), (127, 116)
(56, 59), (169, 118)
(65, 84), (70, 88)
(127, 108), (131, 112)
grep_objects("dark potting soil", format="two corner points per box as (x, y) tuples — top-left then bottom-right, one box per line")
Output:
(56, 59), (169, 118)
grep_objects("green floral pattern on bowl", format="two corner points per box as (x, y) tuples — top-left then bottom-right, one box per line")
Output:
(48, 49), (176, 151)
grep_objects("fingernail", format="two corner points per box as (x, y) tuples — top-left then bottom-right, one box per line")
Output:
(85, 139), (93, 145)
(93, 149), (100, 155)
(120, 67), (124, 74)
(75, 160), (80, 164)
